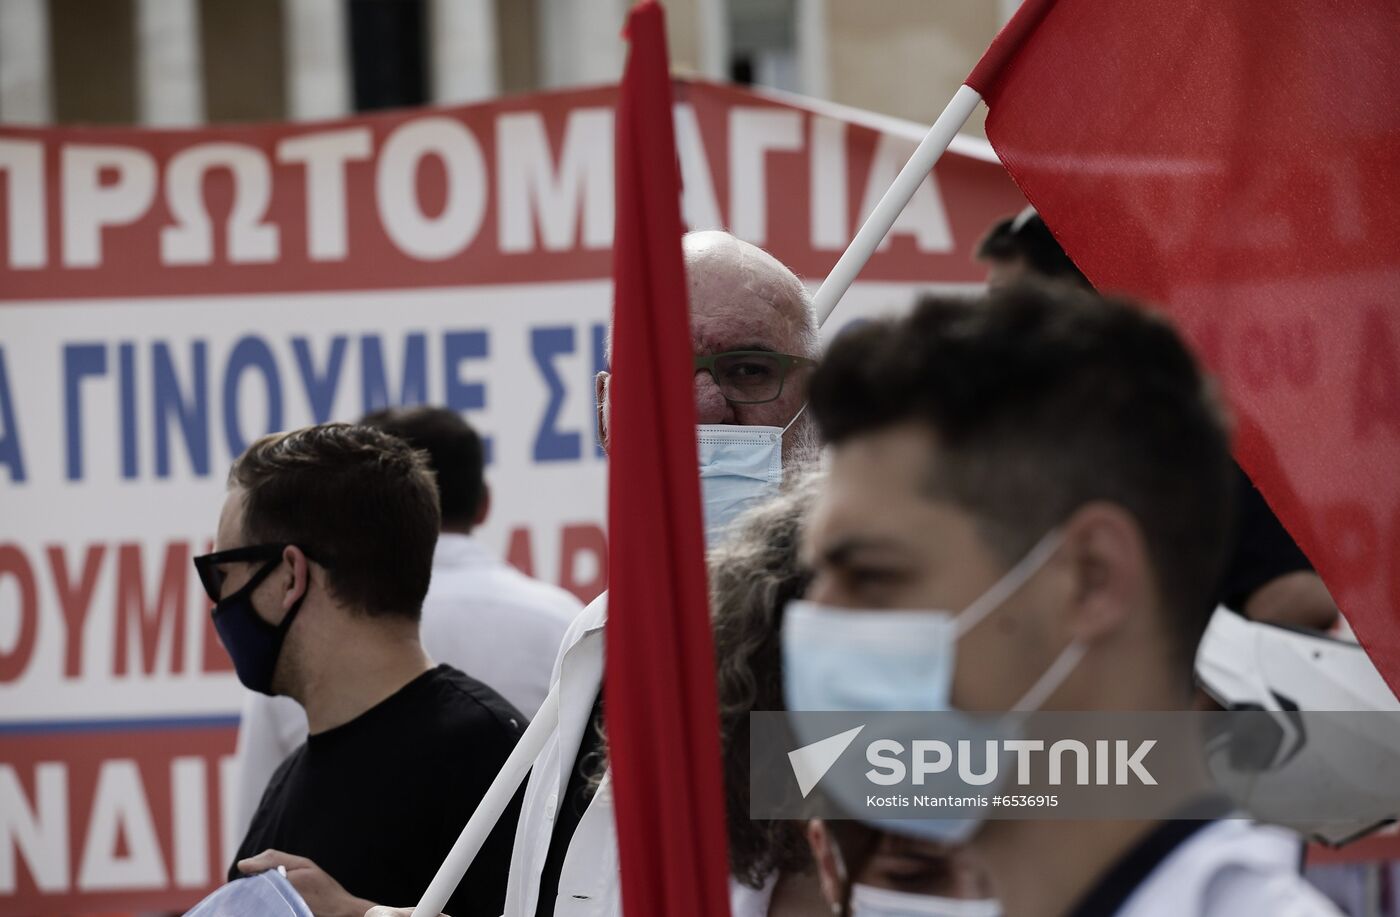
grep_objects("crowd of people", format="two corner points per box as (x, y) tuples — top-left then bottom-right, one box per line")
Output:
(191, 220), (1388, 917)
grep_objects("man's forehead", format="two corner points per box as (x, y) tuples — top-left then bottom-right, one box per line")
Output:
(684, 236), (810, 354)
(689, 305), (795, 355)
(804, 428), (942, 548)
(216, 487), (247, 543)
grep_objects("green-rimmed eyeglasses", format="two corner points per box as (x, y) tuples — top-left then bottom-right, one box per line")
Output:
(693, 350), (817, 405)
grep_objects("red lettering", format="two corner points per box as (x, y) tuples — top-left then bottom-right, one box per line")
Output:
(0, 545), (38, 682)
(1279, 318), (1319, 388)
(505, 526), (535, 577)
(114, 542), (188, 676)
(47, 544), (105, 678)
(1319, 501), (1379, 607)
(1237, 320), (1274, 393)
(559, 523), (607, 604)
(1354, 306), (1400, 439)
(1390, 502), (1400, 637)
(194, 539), (231, 674)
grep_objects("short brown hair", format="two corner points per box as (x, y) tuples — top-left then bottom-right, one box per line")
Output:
(229, 423), (440, 618)
(810, 285), (1234, 671)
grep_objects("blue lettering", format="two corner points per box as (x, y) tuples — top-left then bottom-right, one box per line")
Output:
(223, 336), (283, 457)
(361, 333), (427, 414)
(443, 330), (491, 464)
(152, 340), (209, 478)
(293, 336), (347, 423)
(63, 344), (106, 481)
(119, 343), (138, 479)
(0, 349), (25, 483)
(532, 327), (581, 462)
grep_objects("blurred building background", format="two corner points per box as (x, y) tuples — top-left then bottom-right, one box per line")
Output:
(0, 0), (1019, 132)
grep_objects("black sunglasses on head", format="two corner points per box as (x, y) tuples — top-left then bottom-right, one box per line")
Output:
(192, 544), (323, 605)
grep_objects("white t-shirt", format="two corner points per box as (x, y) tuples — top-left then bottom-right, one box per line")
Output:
(229, 533), (582, 841)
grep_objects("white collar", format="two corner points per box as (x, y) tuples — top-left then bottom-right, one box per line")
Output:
(431, 532), (497, 570)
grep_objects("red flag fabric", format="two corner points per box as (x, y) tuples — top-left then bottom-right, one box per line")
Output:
(604, 3), (733, 917)
(968, 1), (1400, 694)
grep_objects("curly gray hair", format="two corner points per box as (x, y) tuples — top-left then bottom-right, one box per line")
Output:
(578, 470), (824, 890)
(711, 469), (824, 888)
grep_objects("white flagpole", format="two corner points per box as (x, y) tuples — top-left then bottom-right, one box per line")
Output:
(410, 82), (985, 917)
(812, 84), (984, 327)
(411, 685), (561, 917)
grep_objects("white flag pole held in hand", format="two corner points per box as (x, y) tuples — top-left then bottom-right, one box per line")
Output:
(409, 687), (560, 917)
(407, 85), (983, 917)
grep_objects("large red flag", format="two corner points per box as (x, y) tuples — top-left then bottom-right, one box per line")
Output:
(604, 3), (733, 917)
(967, 0), (1400, 693)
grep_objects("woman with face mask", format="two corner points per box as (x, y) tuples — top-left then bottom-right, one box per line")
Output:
(710, 470), (999, 917)
(808, 820), (1000, 917)
(711, 470), (827, 917)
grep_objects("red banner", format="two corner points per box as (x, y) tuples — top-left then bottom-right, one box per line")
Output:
(0, 79), (1023, 915)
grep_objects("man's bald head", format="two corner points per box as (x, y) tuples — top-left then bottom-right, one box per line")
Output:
(597, 230), (820, 465)
(682, 230), (819, 360)
(604, 231), (819, 363)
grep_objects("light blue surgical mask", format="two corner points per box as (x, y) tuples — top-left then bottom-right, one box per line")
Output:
(781, 528), (1083, 843)
(184, 866), (312, 917)
(697, 423), (784, 547)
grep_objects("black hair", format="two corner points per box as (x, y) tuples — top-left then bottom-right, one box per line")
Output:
(231, 423), (439, 618)
(977, 209), (1091, 287)
(360, 405), (486, 530)
(809, 284), (1234, 669)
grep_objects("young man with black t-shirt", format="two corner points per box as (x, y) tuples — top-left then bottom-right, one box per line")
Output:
(195, 423), (524, 917)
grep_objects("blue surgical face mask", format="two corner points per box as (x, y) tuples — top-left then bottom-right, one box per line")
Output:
(212, 558), (308, 696)
(781, 528), (1083, 843)
(697, 424), (785, 547)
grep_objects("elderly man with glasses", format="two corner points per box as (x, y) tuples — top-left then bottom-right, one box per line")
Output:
(370, 229), (822, 917)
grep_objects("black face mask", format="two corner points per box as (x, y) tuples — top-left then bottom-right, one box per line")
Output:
(196, 545), (317, 696)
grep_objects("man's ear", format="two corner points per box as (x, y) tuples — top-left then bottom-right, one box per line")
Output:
(280, 544), (311, 613)
(595, 371), (611, 455)
(1059, 501), (1150, 645)
(806, 819), (845, 907)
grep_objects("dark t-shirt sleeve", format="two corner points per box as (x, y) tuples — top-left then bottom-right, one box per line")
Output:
(443, 774), (525, 917)
(440, 686), (527, 917)
(229, 749), (302, 881)
(225, 667), (526, 915)
(1218, 462), (1313, 612)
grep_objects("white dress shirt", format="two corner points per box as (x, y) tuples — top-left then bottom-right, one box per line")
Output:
(1115, 820), (1341, 917)
(504, 592), (615, 917)
(229, 533), (582, 842)
(498, 592), (768, 917)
